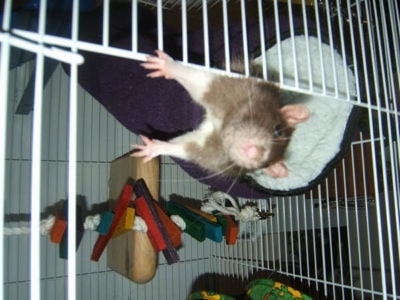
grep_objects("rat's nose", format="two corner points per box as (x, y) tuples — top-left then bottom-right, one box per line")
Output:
(241, 144), (264, 160)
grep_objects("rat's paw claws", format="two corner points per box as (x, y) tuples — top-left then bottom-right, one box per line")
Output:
(131, 136), (160, 161)
(142, 50), (174, 79)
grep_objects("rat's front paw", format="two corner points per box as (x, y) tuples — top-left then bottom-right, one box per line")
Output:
(141, 50), (175, 79)
(131, 135), (166, 162)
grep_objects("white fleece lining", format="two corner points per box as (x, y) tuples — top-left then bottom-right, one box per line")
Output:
(248, 35), (356, 191)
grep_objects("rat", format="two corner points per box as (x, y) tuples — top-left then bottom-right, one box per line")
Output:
(132, 50), (310, 178)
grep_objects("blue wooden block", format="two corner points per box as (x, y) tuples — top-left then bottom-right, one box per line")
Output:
(169, 202), (223, 243)
(96, 211), (114, 235)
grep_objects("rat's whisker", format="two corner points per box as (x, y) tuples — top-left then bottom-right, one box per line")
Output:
(195, 162), (237, 181)
(224, 167), (244, 195)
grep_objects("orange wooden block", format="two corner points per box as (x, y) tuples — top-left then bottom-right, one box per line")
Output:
(50, 216), (67, 244)
(184, 205), (218, 222)
(154, 202), (181, 248)
(224, 214), (238, 245)
(112, 207), (135, 238)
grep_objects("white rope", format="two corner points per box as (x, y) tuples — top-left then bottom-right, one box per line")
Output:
(132, 216), (148, 233)
(3, 212), (157, 235)
(201, 191), (261, 222)
(4, 227), (31, 235)
(40, 215), (56, 235)
(3, 215), (55, 236)
(170, 215), (186, 230)
(83, 214), (101, 231)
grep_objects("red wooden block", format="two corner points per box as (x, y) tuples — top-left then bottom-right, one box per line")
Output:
(91, 184), (134, 261)
(50, 215), (67, 244)
(135, 196), (167, 252)
(154, 202), (181, 249)
(224, 214), (238, 245)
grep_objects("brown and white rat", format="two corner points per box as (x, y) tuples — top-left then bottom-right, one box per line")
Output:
(132, 50), (310, 178)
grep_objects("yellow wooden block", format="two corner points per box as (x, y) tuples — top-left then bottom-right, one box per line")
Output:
(111, 207), (135, 238)
(184, 205), (218, 223)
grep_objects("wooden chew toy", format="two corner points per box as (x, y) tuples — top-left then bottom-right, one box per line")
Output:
(107, 155), (159, 283)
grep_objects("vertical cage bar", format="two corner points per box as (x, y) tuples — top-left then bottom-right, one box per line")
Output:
(324, 178), (335, 299)
(202, 0), (210, 68)
(302, 193), (310, 286)
(157, 0), (163, 50)
(287, 0), (299, 88)
(334, 0), (350, 100)
(301, 1), (313, 91)
(29, 0), (49, 298)
(273, 0), (283, 84)
(323, 0), (338, 97)
(359, 134), (375, 296)
(0, 1), (13, 299)
(312, 0), (326, 95)
(240, 0), (249, 75)
(317, 185), (328, 296)
(256, 0), (266, 79)
(67, 0), (80, 299)
(181, 0), (188, 63)
(222, 0), (230, 72)
(132, 0), (138, 52)
(372, 1), (398, 295)
(332, 169), (346, 298)
(102, 0), (110, 47)
(309, 189), (318, 291)
(351, 0), (367, 105)
(350, 140), (364, 295)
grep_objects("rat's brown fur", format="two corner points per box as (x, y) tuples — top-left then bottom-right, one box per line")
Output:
(183, 75), (294, 177)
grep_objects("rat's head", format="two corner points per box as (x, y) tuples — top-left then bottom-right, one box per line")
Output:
(222, 103), (310, 177)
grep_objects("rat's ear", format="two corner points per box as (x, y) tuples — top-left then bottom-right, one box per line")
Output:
(263, 161), (289, 178)
(280, 104), (310, 127)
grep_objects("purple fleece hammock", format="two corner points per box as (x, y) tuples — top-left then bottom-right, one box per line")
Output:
(69, 4), (356, 198)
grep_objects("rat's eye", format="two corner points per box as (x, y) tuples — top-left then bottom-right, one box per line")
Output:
(273, 124), (284, 137)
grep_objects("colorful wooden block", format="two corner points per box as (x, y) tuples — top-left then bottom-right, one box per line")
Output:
(184, 205), (218, 223)
(154, 202), (181, 248)
(134, 179), (179, 264)
(222, 214), (238, 245)
(49, 214), (67, 244)
(111, 207), (135, 238)
(91, 183), (134, 261)
(135, 196), (166, 252)
(96, 211), (114, 235)
(171, 201), (222, 243)
(166, 202), (206, 242)
(59, 202), (84, 259)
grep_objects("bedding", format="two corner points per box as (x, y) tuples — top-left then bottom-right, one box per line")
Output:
(69, 4), (359, 198)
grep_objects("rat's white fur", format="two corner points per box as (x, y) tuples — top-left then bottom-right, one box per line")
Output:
(249, 35), (356, 191)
